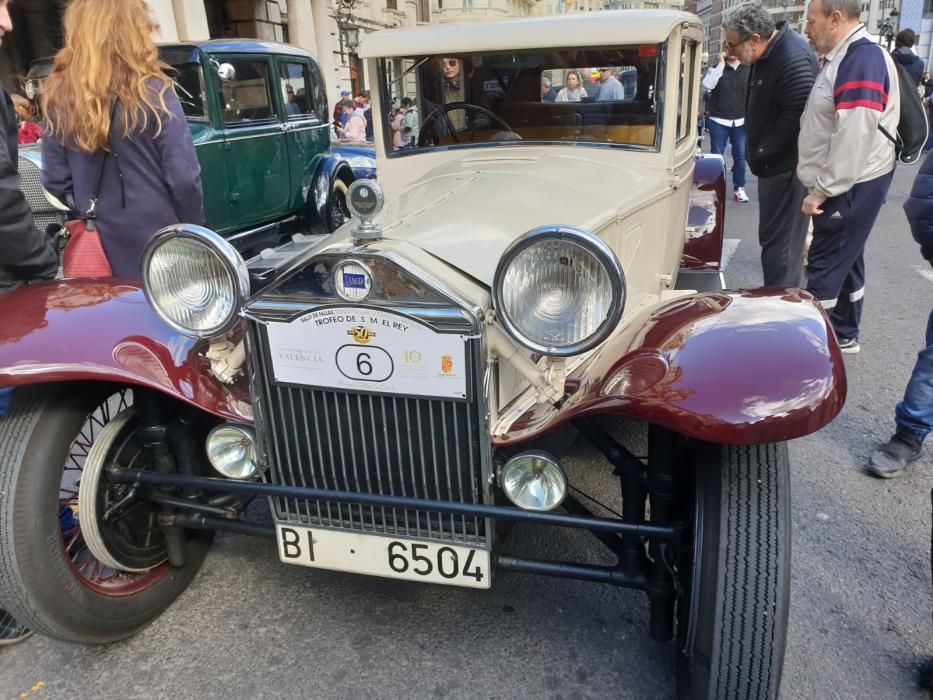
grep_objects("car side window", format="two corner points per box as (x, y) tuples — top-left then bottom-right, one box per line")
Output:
(676, 41), (697, 142)
(219, 59), (275, 125)
(279, 61), (316, 121)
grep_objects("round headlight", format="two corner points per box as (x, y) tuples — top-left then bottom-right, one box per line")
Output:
(500, 451), (567, 512)
(493, 226), (625, 356)
(142, 225), (249, 338)
(207, 424), (259, 480)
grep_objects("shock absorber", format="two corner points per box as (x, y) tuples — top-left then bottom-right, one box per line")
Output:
(135, 388), (187, 567)
(645, 424), (679, 642)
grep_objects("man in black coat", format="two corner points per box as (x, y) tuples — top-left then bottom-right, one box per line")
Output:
(892, 28), (924, 87)
(0, 0), (56, 648)
(724, 2), (819, 288)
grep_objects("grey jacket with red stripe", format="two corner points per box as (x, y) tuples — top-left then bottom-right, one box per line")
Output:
(797, 25), (900, 199)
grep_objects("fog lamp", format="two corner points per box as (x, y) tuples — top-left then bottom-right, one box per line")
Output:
(207, 424), (260, 479)
(500, 451), (567, 512)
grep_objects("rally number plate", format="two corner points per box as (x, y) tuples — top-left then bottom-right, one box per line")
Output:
(265, 307), (468, 400)
(276, 524), (491, 589)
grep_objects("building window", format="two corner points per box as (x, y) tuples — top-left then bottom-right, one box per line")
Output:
(387, 0), (398, 9)
(418, 0), (430, 20)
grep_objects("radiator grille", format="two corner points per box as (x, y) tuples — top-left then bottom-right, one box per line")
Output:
(250, 322), (489, 546)
(18, 154), (66, 236)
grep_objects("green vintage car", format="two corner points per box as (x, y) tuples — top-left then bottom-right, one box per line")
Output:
(19, 40), (358, 256)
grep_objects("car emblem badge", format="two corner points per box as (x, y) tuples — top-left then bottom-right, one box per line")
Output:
(334, 261), (373, 302)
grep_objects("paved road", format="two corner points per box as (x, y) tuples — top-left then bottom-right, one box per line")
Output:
(2, 162), (932, 700)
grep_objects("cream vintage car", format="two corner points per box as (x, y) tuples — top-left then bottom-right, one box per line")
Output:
(0, 11), (845, 700)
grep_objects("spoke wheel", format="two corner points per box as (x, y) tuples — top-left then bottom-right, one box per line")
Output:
(0, 384), (212, 644)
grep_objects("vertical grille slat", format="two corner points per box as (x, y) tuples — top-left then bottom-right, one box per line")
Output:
(249, 322), (488, 546)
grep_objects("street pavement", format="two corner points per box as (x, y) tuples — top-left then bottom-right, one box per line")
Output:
(1, 161), (932, 699)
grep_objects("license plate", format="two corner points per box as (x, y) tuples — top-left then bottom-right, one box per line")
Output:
(276, 524), (491, 589)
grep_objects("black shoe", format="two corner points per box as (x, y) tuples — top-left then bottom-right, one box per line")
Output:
(838, 337), (860, 354)
(0, 608), (32, 646)
(919, 659), (933, 690)
(867, 432), (923, 478)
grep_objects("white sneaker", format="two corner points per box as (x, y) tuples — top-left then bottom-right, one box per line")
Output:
(733, 187), (749, 203)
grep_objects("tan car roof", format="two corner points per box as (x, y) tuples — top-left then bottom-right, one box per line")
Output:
(359, 10), (701, 58)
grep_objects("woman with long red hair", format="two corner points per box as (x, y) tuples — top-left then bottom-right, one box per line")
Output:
(41, 0), (203, 278)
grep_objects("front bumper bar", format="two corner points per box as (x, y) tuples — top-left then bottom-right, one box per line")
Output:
(107, 468), (682, 543)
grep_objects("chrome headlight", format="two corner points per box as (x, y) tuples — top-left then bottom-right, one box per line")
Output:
(492, 226), (625, 356)
(142, 224), (249, 338)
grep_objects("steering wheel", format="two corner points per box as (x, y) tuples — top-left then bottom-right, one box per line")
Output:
(419, 102), (517, 146)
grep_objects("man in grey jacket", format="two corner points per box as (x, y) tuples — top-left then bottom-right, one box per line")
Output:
(797, 0), (899, 354)
(725, 3), (819, 287)
(0, 0), (56, 647)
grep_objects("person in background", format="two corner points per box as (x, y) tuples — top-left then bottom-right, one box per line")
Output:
(360, 89), (373, 141)
(333, 88), (350, 131)
(701, 45), (750, 203)
(11, 94), (40, 145)
(556, 70), (587, 102)
(336, 99), (366, 141)
(797, 0), (900, 355)
(0, 0), (58, 648)
(725, 2), (819, 287)
(867, 152), (933, 477)
(540, 76), (558, 102)
(390, 100), (405, 150)
(283, 84), (300, 117)
(596, 67), (625, 101)
(40, 0), (203, 280)
(400, 96), (419, 147)
(892, 28), (924, 87)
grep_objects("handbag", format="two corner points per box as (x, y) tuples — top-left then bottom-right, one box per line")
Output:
(61, 102), (116, 278)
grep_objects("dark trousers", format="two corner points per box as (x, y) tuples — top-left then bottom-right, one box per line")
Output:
(758, 169), (810, 287)
(805, 171), (894, 341)
(708, 120), (746, 190)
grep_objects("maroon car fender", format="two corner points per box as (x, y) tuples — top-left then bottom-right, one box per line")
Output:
(681, 154), (726, 271)
(497, 289), (847, 446)
(0, 280), (252, 423)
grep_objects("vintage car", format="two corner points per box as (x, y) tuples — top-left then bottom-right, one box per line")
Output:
(0, 11), (845, 699)
(17, 40), (356, 255)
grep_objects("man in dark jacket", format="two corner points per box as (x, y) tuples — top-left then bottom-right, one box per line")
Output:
(725, 3), (819, 287)
(702, 48), (750, 202)
(0, 0), (55, 647)
(867, 151), (933, 477)
(892, 28), (924, 87)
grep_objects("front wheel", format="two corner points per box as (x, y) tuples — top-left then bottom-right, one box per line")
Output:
(0, 385), (212, 644)
(676, 441), (791, 700)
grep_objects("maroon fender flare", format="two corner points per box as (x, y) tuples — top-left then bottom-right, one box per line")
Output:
(0, 280), (252, 423)
(681, 154), (726, 271)
(496, 289), (847, 446)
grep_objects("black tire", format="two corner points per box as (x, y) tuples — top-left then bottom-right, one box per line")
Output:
(677, 441), (791, 700)
(326, 177), (350, 231)
(0, 384), (211, 644)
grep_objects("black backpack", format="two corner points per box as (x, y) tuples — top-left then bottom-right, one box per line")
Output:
(879, 50), (929, 165)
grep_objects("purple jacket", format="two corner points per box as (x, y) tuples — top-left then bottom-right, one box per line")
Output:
(42, 85), (203, 279)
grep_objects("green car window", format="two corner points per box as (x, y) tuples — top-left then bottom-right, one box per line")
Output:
(220, 59), (276, 125)
(280, 61), (315, 120)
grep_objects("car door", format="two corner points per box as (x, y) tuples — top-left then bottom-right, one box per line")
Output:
(215, 55), (290, 231)
(160, 45), (230, 232)
(276, 56), (330, 213)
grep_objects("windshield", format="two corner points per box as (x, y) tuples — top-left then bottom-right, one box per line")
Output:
(380, 45), (662, 155)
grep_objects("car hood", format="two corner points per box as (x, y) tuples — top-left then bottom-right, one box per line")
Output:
(380, 151), (663, 285)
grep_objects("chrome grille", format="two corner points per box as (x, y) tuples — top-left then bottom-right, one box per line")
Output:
(17, 154), (66, 236)
(249, 321), (490, 547)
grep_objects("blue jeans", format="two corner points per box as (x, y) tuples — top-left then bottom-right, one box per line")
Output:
(708, 120), (746, 190)
(895, 307), (933, 444)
